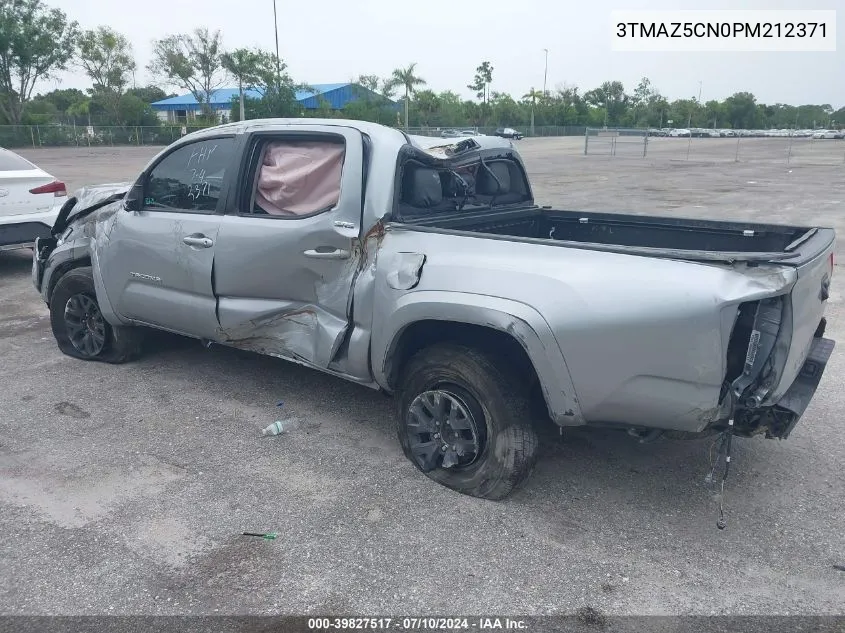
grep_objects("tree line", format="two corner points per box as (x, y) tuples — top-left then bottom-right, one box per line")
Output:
(2, 0), (843, 132)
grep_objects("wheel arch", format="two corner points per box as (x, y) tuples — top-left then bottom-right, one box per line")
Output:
(373, 291), (584, 425)
(45, 255), (91, 308)
(44, 241), (123, 326)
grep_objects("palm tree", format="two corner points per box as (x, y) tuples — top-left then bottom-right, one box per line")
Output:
(389, 63), (426, 129)
(522, 88), (544, 136)
(221, 48), (262, 122)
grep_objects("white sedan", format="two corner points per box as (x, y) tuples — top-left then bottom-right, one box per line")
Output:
(812, 130), (844, 139)
(0, 147), (66, 250)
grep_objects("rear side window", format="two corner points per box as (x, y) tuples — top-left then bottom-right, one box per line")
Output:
(143, 137), (235, 212)
(0, 149), (35, 171)
(243, 138), (346, 218)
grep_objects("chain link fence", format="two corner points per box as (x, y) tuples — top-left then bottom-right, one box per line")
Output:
(583, 127), (845, 166)
(9, 123), (841, 166)
(0, 125), (215, 149)
(0, 124), (591, 149)
(405, 126), (587, 138)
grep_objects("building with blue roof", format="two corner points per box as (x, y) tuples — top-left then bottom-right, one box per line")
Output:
(150, 83), (391, 123)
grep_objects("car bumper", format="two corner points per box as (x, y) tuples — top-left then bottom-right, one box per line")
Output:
(761, 333), (835, 439)
(0, 206), (61, 249)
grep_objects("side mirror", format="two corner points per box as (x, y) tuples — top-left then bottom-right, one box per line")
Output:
(123, 179), (144, 212)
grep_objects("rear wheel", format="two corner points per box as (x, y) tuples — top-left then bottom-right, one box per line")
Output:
(396, 343), (539, 500)
(49, 266), (142, 364)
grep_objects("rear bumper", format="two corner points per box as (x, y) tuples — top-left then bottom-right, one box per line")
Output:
(748, 334), (836, 439)
(0, 222), (53, 249)
(0, 207), (60, 249)
(774, 335), (835, 438)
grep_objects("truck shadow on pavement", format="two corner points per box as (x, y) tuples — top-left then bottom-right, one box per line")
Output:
(137, 328), (761, 522)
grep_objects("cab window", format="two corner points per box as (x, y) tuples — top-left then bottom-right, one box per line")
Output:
(143, 138), (236, 212)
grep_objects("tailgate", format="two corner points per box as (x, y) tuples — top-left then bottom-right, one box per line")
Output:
(766, 231), (836, 404)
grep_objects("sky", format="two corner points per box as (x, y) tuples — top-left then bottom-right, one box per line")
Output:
(40, 0), (844, 107)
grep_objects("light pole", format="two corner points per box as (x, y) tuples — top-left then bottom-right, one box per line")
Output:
(600, 87), (609, 129)
(542, 49), (548, 97)
(272, 0), (281, 84)
(529, 86), (536, 136)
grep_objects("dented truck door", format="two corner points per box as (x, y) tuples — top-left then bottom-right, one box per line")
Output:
(212, 125), (365, 368)
(103, 136), (238, 339)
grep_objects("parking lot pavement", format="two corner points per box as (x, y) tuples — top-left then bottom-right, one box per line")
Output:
(2, 140), (844, 616)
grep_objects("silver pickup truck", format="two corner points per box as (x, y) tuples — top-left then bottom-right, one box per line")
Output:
(32, 119), (836, 501)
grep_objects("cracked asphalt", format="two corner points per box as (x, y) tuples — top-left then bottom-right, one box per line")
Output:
(1, 137), (843, 616)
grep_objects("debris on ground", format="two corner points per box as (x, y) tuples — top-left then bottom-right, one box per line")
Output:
(262, 420), (294, 436)
(242, 532), (278, 540)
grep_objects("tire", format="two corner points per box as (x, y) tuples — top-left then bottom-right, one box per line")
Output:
(49, 266), (142, 364)
(396, 343), (539, 500)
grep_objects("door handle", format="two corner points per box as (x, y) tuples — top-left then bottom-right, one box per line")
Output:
(183, 235), (213, 248)
(303, 248), (350, 260)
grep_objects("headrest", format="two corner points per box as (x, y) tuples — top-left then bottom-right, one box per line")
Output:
(476, 161), (511, 196)
(402, 166), (443, 208)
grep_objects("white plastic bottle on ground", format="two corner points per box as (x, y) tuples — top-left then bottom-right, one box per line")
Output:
(262, 420), (289, 436)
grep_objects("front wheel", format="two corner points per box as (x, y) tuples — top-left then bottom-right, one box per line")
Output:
(396, 343), (539, 500)
(49, 266), (143, 364)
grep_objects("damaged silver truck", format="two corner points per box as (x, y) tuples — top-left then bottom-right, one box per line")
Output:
(33, 119), (835, 502)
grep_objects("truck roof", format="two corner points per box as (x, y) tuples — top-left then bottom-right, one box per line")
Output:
(180, 118), (516, 154)
(181, 118), (404, 144)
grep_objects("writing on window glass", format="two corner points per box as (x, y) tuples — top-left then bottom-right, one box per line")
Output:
(188, 168), (209, 201)
(144, 139), (231, 210)
(186, 143), (218, 202)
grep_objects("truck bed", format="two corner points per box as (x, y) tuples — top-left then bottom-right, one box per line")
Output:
(392, 203), (835, 438)
(407, 206), (831, 265)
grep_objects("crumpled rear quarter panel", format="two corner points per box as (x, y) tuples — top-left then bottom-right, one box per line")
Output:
(375, 229), (795, 432)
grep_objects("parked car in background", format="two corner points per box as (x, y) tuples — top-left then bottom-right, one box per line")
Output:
(459, 130), (483, 137)
(0, 148), (66, 250)
(668, 128), (691, 137)
(812, 130), (844, 139)
(440, 129), (461, 138)
(494, 127), (523, 139)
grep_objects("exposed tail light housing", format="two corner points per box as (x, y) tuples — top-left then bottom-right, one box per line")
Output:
(29, 181), (67, 197)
